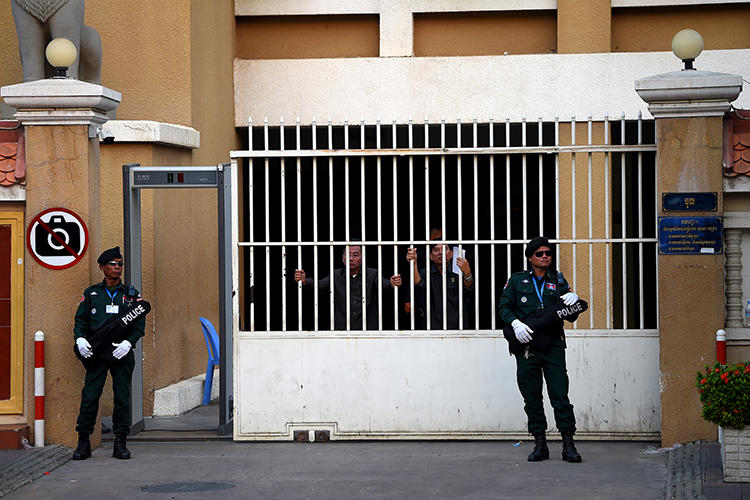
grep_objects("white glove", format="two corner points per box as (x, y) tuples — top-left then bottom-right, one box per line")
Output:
(76, 337), (93, 358)
(511, 319), (533, 344)
(561, 292), (579, 306)
(111, 340), (132, 360)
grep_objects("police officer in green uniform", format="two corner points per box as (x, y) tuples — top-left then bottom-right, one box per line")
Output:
(72, 247), (145, 460)
(498, 237), (582, 463)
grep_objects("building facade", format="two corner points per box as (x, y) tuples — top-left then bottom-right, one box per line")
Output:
(1, 0), (749, 447)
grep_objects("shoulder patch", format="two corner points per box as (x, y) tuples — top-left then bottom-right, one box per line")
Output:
(80, 295), (85, 302)
(503, 280), (508, 289)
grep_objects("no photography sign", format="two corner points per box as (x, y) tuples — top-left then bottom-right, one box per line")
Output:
(27, 208), (89, 270)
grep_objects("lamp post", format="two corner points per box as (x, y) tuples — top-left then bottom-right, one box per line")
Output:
(671, 29), (704, 71)
(45, 38), (77, 79)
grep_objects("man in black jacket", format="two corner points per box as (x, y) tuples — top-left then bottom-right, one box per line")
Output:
(72, 247), (146, 461)
(295, 245), (402, 330)
(406, 243), (474, 330)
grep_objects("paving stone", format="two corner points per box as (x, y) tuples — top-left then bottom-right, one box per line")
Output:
(0, 444), (71, 498)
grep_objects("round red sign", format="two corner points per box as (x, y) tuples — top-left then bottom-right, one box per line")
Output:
(26, 208), (89, 270)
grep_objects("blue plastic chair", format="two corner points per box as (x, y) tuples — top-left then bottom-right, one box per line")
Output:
(199, 317), (220, 405)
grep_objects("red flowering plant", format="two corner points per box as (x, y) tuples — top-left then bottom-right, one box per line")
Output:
(696, 361), (750, 429)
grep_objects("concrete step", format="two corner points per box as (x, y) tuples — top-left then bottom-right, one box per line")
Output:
(0, 424), (30, 450)
(152, 368), (219, 417)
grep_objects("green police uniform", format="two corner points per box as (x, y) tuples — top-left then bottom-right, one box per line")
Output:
(498, 269), (577, 435)
(74, 280), (145, 436)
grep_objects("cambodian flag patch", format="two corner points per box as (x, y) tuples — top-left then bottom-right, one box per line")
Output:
(546, 283), (556, 290)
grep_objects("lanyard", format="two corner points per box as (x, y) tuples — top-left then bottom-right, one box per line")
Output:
(106, 288), (118, 304)
(532, 276), (545, 308)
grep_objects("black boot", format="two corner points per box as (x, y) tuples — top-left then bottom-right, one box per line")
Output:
(527, 432), (549, 462)
(72, 432), (91, 460)
(112, 434), (131, 459)
(561, 431), (582, 463)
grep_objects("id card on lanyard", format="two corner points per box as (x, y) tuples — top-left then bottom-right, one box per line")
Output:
(532, 277), (545, 310)
(106, 289), (119, 314)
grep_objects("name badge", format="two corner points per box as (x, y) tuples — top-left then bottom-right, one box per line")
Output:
(106, 304), (119, 314)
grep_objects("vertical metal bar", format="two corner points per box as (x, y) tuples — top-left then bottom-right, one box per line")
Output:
(280, 117), (287, 332)
(489, 116), (496, 331)
(408, 117), (415, 331)
(570, 115), (577, 321)
(587, 114), (594, 329)
(376, 118), (384, 330)
(440, 117), (447, 330)
(604, 114), (611, 330)
(360, 118), (367, 330)
(296, 117), (302, 332)
(554, 115), (560, 271)
(457, 117), (463, 331)
(248, 119), (255, 332)
(392, 117), (399, 329)
(472, 116), (479, 328)
(217, 162), (234, 434)
(521, 115), (528, 244)
(344, 118), (351, 331)
(122, 163), (143, 433)
(637, 111), (645, 329)
(312, 117), (319, 331)
(328, 118), (334, 330)
(420, 116), (429, 330)
(505, 115), (512, 275)
(264, 117), (271, 330)
(538, 116), (544, 237)
(620, 112), (628, 329)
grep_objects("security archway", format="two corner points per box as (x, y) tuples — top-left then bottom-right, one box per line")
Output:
(122, 163), (234, 435)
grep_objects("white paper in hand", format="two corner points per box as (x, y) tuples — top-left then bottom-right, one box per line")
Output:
(452, 246), (465, 274)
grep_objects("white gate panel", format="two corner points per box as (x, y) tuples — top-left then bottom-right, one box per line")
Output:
(235, 333), (659, 440)
(231, 115), (660, 440)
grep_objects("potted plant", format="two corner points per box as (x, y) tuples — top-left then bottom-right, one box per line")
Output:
(697, 361), (750, 482)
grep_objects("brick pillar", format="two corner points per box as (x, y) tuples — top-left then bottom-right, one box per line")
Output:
(636, 69), (741, 445)
(1, 79), (120, 447)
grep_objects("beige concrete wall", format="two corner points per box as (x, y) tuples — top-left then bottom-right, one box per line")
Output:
(0, 8), (21, 91)
(725, 192), (750, 212)
(0, 0), (240, 445)
(612, 4), (750, 53)
(236, 15), (379, 59)
(86, 2), (192, 124)
(413, 11), (556, 57)
(22, 126), (101, 448)
(558, 0), (611, 54)
(656, 117), (724, 446)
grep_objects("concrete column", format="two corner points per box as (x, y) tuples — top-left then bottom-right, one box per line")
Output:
(636, 69), (741, 445)
(725, 227), (744, 328)
(557, 0), (611, 54)
(1, 79), (120, 447)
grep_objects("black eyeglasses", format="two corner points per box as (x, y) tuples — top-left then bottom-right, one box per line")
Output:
(107, 261), (124, 267)
(534, 251), (552, 257)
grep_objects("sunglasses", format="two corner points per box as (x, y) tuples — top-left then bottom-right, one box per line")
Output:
(534, 250), (552, 257)
(107, 261), (124, 267)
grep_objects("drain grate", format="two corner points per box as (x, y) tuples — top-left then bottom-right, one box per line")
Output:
(141, 481), (235, 493)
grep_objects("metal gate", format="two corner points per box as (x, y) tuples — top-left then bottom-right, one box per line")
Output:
(230, 113), (660, 440)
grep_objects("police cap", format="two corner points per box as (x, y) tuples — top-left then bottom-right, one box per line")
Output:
(525, 236), (552, 258)
(97, 246), (122, 265)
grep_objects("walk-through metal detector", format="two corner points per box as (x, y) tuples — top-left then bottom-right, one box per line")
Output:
(123, 163), (233, 435)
